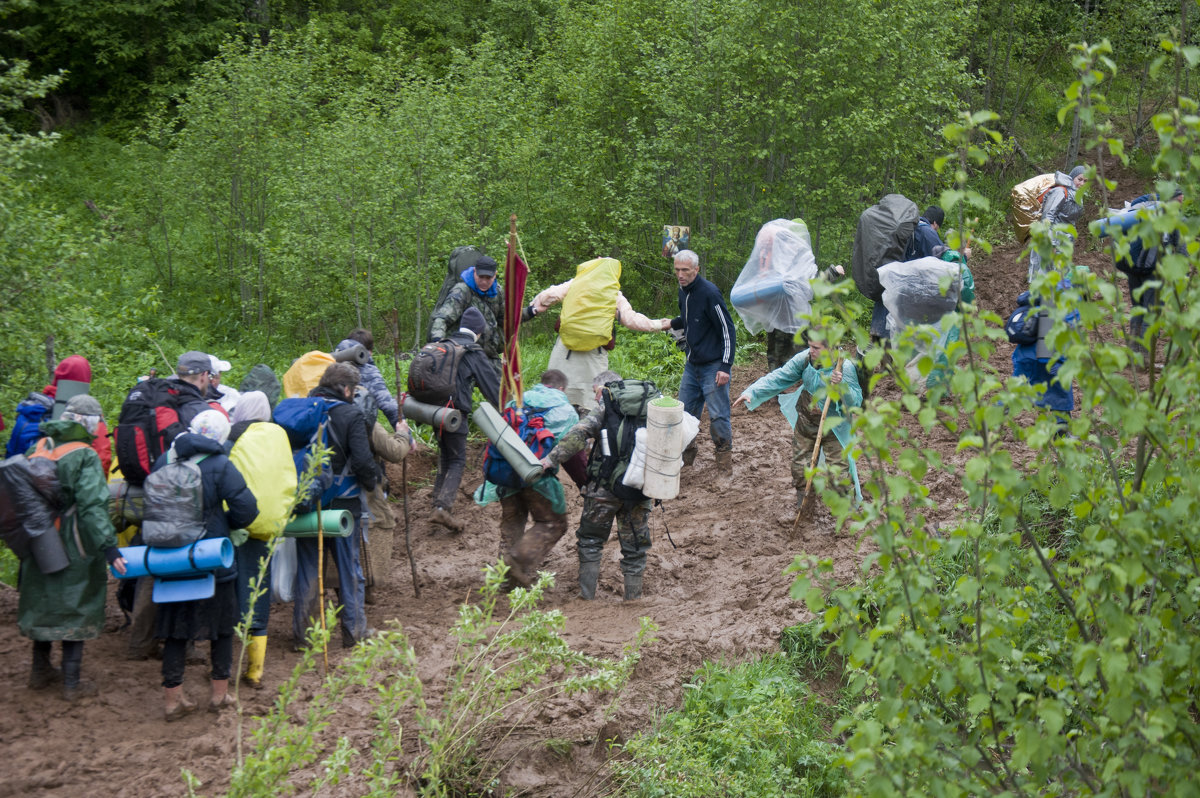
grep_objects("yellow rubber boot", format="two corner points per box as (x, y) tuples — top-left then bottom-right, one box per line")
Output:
(244, 635), (267, 689)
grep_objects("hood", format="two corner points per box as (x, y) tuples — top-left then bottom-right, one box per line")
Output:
(522, 384), (569, 410)
(1052, 171), (1075, 188)
(22, 391), (54, 410)
(462, 267), (499, 298)
(38, 418), (94, 444)
(171, 432), (227, 459)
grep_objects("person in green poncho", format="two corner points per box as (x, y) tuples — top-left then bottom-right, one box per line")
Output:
(733, 334), (863, 508)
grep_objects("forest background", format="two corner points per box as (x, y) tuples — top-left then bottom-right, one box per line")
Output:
(1, 0), (1187, 416)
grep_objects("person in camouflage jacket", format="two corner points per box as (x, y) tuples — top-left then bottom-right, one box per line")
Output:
(429, 256), (504, 367)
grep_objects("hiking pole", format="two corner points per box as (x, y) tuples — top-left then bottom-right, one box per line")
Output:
(793, 356), (843, 533)
(316, 496), (328, 674)
(392, 308), (420, 598)
(656, 500), (677, 549)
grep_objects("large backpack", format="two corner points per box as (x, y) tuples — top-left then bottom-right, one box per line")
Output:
(239, 364), (282, 407)
(113, 378), (191, 486)
(483, 405), (558, 489)
(4, 393), (52, 458)
(272, 396), (358, 513)
(430, 246), (486, 329)
(1005, 292), (1039, 345)
(141, 453), (209, 548)
(407, 340), (468, 406)
(1010, 173), (1056, 243)
(0, 440), (84, 563)
(852, 194), (919, 301)
(586, 379), (661, 503)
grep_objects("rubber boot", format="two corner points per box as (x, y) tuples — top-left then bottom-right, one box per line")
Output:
(578, 560), (601, 600)
(29, 641), (61, 690)
(209, 678), (235, 713)
(243, 635), (267, 690)
(714, 447), (733, 476)
(430, 506), (465, 533)
(623, 572), (643, 601)
(164, 685), (197, 722)
(61, 641), (96, 702)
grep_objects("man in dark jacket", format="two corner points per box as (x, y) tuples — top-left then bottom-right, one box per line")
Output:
(904, 206), (946, 261)
(430, 306), (501, 533)
(669, 250), (737, 475)
(293, 363), (378, 648)
(429, 256), (505, 370)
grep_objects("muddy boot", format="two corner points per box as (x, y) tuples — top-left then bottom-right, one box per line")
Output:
(714, 447), (733, 476)
(29, 641), (61, 690)
(164, 685), (197, 722)
(61, 642), (97, 702)
(242, 635), (267, 690)
(623, 573), (643, 601)
(429, 506), (465, 533)
(209, 678), (235, 713)
(578, 560), (601, 600)
(681, 442), (698, 468)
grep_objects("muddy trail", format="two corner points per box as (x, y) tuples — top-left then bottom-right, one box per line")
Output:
(0, 169), (1146, 798)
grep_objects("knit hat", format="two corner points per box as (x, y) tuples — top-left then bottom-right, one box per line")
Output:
(189, 409), (231, 444)
(474, 256), (498, 277)
(1069, 165), (1086, 179)
(177, 350), (211, 377)
(460, 306), (487, 338)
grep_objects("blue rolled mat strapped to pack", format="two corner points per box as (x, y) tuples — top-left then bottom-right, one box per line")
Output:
(152, 573), (216, 603)
(730, 276), (788, 309)
(110, 538), (234, 580)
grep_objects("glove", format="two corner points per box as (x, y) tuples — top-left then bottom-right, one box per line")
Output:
(521, 304), (537, 323)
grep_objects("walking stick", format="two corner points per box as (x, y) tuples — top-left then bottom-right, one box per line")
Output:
(316, 492), (328, 672)
(392, 308), (421, 598)
(793, 356), (844, 533)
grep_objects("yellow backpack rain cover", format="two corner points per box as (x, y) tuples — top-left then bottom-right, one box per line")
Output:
(1010, 173), (1055, 243)
(228, 421), (298, 540)
(560, 258), (621, 352)
(282, 350), (335, 399)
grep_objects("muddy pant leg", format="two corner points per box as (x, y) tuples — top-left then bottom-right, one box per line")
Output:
(576, 496), (617, 564)
(614, 502), (652, 577)
(499, 492), (528, 561)
(236, 537), (272, 637)
(127, 575), (158, 658)
(767, 330), (798, 371)
(292, 537), (321, 643)
(331, 514), (367, 645)
(210, 633), (234, 681)
(509, 489), (568, 584)
(433, 430), (468, 510)
(365, 484), (395, 587)
(790, 425), (817, 490)
(162, 638), (188, 688)
(60, 640), (84, 688)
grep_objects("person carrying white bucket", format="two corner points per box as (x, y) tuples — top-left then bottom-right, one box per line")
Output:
(733, 332), (862, 510)
(522, 258), (671, 412)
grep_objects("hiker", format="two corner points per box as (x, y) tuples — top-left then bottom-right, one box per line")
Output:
(427, 306), (501, 533)
(18, 395), (127, 702)
(1012, 285), (1077, 429)
(208, 355), (240, 413)
(522, 258), (671, 411)
(332, 328), (401, 430)
(1107, 190), (1182, 356)
(291, 363), (378, 648)
(475, 369), (579, 588)
(362, 410), (412, 601)
(669, 250), (737, 474)
(6, 355), (112, 473)
(226, 391), (296, 689)
(539, 370), (658, 601)
(733, 334), (863, 507)
(176, 350), (229, 419)
(904, 206), (947, 260)
(429, 255), (505, 370)
(152, 410), (258, 721)
(1029, 166), (1086, 282)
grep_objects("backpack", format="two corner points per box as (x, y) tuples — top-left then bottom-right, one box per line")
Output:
(1130, 230), (1179, 275)
(4, 394), (52, 458)
(0, 440), (84, 562)
(407, 340), (468, 406)
(586, 380), (662, 503)
(113, 378), (190, 486)
(483, 405), (558, 489)
(560, 258), (622, 352)
(141, 453), (208, 548)
(431, 246), (486, 327)
(1010, 173), (1055, 243)
(852, 194), (919, 301)
(1005, 292), (1039, 345)
(239, 364), (282, 407)
(272, 396), (358, 513)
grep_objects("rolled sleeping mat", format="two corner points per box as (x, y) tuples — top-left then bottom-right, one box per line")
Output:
(402, 395), (464, 433)
(333, 343), (370, 365)
(153, 574), (215, 603)
(29, 528), (70, 575)
(472, 401), (543, 485)
(1093, 203), (1156, 238)
(643, 397), (684, 501)
(729, 276), (788, 310)
(282, 509), (353, 538)
(51, 380), (91, 420)
(110, 538), (235, 580)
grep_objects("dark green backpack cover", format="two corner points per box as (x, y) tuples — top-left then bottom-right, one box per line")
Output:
(585, 379), (661, 503)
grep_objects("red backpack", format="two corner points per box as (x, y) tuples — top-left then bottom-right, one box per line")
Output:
(113, 379), (191, 486)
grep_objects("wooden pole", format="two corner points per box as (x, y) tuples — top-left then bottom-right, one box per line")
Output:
(391, 309), (420, 598)
(793, 356), (844, 533)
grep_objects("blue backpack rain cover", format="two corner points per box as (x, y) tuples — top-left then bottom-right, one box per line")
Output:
(483, 405), (557, 489)
(272, 397), (359, 512)
(5, 396), (51, 458)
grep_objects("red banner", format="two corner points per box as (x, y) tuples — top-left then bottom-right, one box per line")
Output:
(501, 236), (528, 407)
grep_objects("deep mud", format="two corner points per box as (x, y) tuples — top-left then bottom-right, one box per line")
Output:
(0, 165), (1147, 797)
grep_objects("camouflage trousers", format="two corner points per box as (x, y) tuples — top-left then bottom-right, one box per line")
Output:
(766, 329), (799, 371)
(576, 489), (652, 577)
(790, 398), (847, 491)
(499, 488), (568, 588)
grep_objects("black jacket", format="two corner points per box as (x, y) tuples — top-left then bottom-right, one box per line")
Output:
(670, 276), (736, 373)
(448, 331), (502, 417)
(310, 386), (377, 494)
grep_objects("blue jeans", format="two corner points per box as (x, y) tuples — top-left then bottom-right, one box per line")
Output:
(679, 360), (732, 449)
(235, 537), (272, 636)
(292, 512), (366, 646)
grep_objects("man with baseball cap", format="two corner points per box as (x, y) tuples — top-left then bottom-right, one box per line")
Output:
(428, 254), (505, 371)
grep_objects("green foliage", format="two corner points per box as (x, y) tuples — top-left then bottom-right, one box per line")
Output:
(0, 545), (17, 587)
(613, 654), (847, 797)
(790, 50), (1200, 795)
